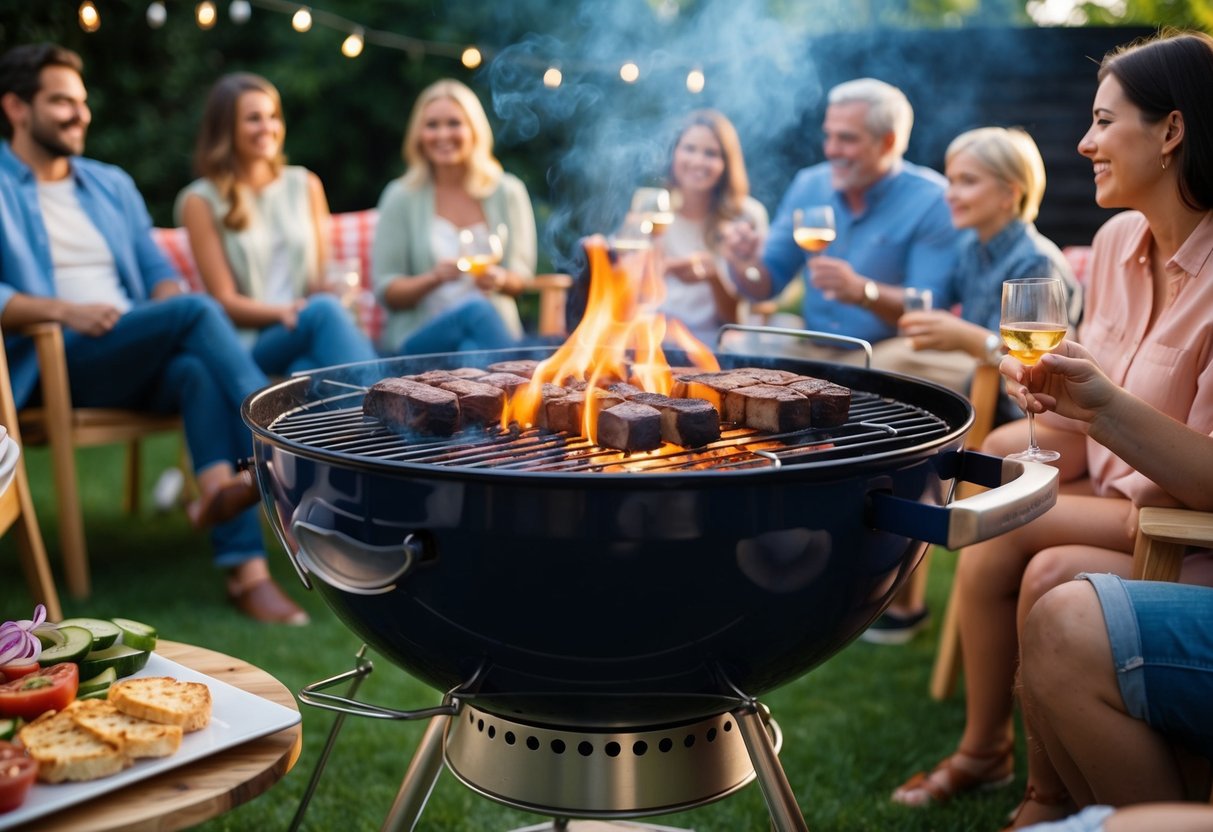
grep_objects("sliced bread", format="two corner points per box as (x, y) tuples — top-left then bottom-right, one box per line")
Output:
(69, 698), (183, 758)
(108, 677), (212, 733)
(17, 703), (131, 783)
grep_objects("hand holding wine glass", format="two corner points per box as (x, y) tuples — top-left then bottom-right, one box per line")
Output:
(1000, 276), (1068, 462)
(457, 226), (506, 290)
(794, 206), (837, 297)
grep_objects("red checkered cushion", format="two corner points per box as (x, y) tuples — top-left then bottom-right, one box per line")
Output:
(153, 209), (383, 342)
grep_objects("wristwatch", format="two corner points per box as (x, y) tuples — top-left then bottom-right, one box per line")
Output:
(984, 332), (1004, 365)
(859, 280), (879, 309)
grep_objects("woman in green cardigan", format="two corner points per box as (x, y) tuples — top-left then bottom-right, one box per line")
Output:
(373, 78), (537, 355)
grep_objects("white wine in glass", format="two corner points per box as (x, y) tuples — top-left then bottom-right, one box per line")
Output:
(793, 206), (836, 254)
(1000, 276), (1068, 463)
(631, 187), (675, 235)
(457, 226), (505, 277)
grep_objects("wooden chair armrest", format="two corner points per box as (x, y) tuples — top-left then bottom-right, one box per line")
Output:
(965, 363), (1001, 450)
(526, 274), (572, 338)
(528, 274), (574, 291)
(1131, 506), (1213, 582)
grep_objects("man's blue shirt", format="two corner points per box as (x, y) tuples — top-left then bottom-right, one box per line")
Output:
(0, 141), (179, 405)
(761, 160), (959, 345)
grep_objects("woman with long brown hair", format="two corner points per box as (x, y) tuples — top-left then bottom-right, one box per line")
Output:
(177, 72), (376, 374)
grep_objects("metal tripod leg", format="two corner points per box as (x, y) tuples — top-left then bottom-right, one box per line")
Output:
(733, 705), (809, 832)
(289, 645), (374, 832)
(381, 713), (450, 832)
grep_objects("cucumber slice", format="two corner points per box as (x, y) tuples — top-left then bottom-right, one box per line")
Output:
(77, 666), (118, 697)
(77, 645), (150, 680)
(78, 688), (111, 701)
(0, 717), (23, 741)
(58, 618), (121, 651)
(33, 625), (64, 651)
(111, 618), (158, 652)
(38, 625), (94, 665)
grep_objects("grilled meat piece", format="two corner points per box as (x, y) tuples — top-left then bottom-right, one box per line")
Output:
(436, 379), (506, 425)
(486, 359), (540, 378)
(448, 367), (488, 379)
(597, 402), (662, 452)
(671, 371), (760, 410)
(477, 372), (532, 394)
(730, 385), (813, 433)
(364, 377), (460, 436)
(786, 379), (852, 427)
(628, 392), (720, 447)
(546, 389), (627, 436)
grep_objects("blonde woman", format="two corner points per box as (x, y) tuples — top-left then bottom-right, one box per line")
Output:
(879, 127), (1080, 401)
(177, 73), (376, 373)
(373, 79), (537, 354)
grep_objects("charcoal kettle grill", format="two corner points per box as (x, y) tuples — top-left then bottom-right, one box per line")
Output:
(244, 341), (1057, 831)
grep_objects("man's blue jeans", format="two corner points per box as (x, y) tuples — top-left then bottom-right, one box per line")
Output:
(61, 294), (269, 568)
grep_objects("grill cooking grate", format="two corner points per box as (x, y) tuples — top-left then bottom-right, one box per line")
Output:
(266, 386), (950, 473)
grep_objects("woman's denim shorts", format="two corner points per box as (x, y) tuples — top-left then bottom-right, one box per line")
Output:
(1082, 572), (1213, 759)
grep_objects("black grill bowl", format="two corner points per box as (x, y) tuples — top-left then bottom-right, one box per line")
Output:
(244, 349), (1049, 727)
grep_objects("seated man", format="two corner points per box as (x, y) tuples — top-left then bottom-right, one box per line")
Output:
(0, 42), (305, 625)
(723, 77), (959, 366)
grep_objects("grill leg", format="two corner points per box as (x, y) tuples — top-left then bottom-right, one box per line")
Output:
(734, 705), (809, 832)
(381, 714), (449, 832)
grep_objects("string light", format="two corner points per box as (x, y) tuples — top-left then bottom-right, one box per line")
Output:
(461, 46), (482, 70)
(196, 1), (218, 29)
(137, 0), (724, 93)
(230, 0), (252, 23)
(341, 29), (365, 58)
(78, 1), (100, 32)
(291, 6), (312, 32)
(146, 2), (167, 28)
(686, 67), (705, 94)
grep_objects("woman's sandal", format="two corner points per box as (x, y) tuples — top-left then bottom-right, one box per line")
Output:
(891, 742), (1016, 807)
(1001, 784), (1073, 830)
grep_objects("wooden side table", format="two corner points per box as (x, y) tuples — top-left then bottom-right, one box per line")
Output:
(15, 640), (302, 832)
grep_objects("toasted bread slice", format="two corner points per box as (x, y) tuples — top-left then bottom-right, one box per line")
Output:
(17, 703), (131, 783)
(108, 677), (211, 733)
(70, 698), (183, 758)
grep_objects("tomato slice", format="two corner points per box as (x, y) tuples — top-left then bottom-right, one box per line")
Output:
(0, 663), (78, 720)
(0, 741), (38, 813)
(0, 663), (40, 684)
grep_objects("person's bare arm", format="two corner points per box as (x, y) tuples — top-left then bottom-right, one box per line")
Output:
(1004, 341), (1213, 510)
(180, 192), (296, 329)
(0, 293), (121, 337)
(1105, 803), (1213, 832)
(306, 171), (331, 294)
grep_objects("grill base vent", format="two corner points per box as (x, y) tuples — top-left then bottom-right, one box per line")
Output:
(444, 705), (780, 818)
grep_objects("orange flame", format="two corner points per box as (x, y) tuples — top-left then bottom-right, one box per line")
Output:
(502, 237), (720, 441)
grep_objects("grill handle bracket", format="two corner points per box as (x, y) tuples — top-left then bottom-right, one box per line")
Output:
(297, 656), (459, 721)
(291, 520), (427, 595)
(717, 324), (873, 367)
(868, 450), (1059, 550)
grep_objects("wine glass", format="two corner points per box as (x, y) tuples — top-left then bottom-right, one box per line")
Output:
(793, 206), (836, 298)
(1000, 277), (1068, 462)
(457, 226), (505, 279)
(630, 187), (675, 236)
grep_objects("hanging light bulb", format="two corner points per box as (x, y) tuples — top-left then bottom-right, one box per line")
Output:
(686, 68), (705, 94)
(78, 1), (101, 32)
(195, 1), (217, 29)
(461, 46), (482, 70)
(620, 62), (640, 84)
(341, 29), (365, 58)
(543, 67), (563, 89)
(146, 1), (167, 28)
(291, 7), (312, 32)
(229, 0), (252, 24)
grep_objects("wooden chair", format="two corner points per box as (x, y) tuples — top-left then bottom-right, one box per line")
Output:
(14, 323), (183, 600)
(0, 332), (62, 619)
(528, 274), (573, 337)
(1132, 506), (1213, 582)
(928, 362), (1004, 700)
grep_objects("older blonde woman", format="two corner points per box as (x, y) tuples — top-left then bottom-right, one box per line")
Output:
(372, 79), (537, 354)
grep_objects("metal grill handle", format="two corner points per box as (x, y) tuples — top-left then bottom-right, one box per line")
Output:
(291, 521), (426, 595)
(716, 324), (873, 367)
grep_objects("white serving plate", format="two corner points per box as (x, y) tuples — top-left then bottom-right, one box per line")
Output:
(0, 651), (301, 829)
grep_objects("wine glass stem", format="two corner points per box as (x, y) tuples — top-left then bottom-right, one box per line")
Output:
(1026, 410), (1040, 453)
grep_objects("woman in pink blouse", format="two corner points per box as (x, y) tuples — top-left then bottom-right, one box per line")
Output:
(891, 30), (1213, 827)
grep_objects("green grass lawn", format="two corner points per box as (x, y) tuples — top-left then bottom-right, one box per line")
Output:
(1, 436), (1023, 831)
